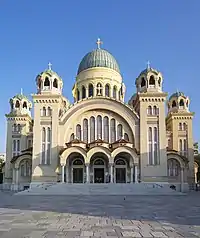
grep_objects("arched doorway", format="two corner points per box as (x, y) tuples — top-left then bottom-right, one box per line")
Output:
(72, 158), (84, 183)
(93, 158), (105, 183)
(115, 158), (127, 183)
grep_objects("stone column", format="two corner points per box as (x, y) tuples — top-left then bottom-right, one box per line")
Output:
(130, 167), (134, 183)
(16, 168), (19, 185)
(12, 168), (15, 184)
(134, 165), (138, 183)
(61, 165), (65, 183)
(181, 168), (184, 192)
(86, 164), (90, 183)
(110, 164), (114, 183)
(66, 166), (69, 183)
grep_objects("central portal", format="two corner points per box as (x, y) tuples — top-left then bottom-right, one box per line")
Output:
(94, 168), (104, 183)
(73, 168), (83, 183)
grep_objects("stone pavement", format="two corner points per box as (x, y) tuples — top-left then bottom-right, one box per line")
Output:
(0, 191), (199, 237)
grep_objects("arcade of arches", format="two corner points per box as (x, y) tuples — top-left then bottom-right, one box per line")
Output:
(60, 151), (138, 184)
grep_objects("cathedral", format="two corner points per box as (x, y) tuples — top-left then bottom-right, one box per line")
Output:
(3, 39), (195, 192)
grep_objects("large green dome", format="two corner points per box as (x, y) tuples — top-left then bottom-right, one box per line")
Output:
(77, 48), (120, 75)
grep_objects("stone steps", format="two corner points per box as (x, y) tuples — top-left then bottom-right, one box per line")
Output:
(15, 183), (184, 196)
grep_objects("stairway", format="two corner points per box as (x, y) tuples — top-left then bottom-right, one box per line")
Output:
(15, 183), (184, 196)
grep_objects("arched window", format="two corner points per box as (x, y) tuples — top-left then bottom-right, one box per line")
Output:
(105, 84), (110, 97)
(77, 89), (80, 101)
(172, 100), (176, 108)
(179, 139), (182, 154)
(17, 124), (21, 132)
(183, 139), (187, 157)
(41, 127), (46, 164)
(117, 124), (123, 140)
(42, 107), (46, 116)
(149, 75), (155, 86)
(110, 118), (116, 143)
(47, 127), (51, 165)
(103, 116), (109, 142)
(94, 159), (104, 165)
(124, 133), (129, 141)
(147, 106), (152, 115)
(148, 127), (153, 165)
(179, 99), (184, 107)
(15, 100), (20, 108)
(89, 84), (94, 97)
(141, 77), (146, 87)
(82, 86), (86, 99)
(179, 123), (182, 131)
(113, 86), (117, 99)
(183, 122), (187, 130)
(116, 159), (126, 165)
(76, 124), (81, 140)
(90, 117), (95, 142)
(53, 78), (58, 88)
(47, 107), (51, 116)
(167, 159), (180, 176)
(44, 77), (50, 87)
(23, 101), (27, 109)
(97, 115), (102, 139)
(153, 106), (157, 115)
(83, 119), (88, 143)
(154, 127), (159, 165)
(73, 159), (83, 165)
(70, 133), (75, 141)
(168, 138), (171, 149)
(96, 83), (102, 96)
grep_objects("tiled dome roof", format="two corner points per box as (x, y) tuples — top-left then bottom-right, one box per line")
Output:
(77, 48), (120, 75)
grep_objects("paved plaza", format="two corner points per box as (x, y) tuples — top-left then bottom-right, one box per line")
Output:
(0, 192), (199, 237)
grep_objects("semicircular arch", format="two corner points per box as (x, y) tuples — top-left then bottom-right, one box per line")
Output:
(111, 146), (139, 165)
(60, 147), (87, 165)
(87, 146), (111, 163)
(167, 152), (185, 168)
(14, 154), (32, 169)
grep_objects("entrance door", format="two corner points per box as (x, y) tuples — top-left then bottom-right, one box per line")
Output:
(73, 168), (83, 183)
(116, 168), (126, 183)
(94, 168), (104, 183)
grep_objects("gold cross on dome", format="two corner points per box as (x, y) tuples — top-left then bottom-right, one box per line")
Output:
(48, 62), (52, 70)
(96, 38), (103, 49)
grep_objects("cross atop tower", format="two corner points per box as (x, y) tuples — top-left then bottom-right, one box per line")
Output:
(48, 62), (52, 70)
(96, 38), (103, 49)
(147, 60), (150, 70)
(20, 88), (23, 95)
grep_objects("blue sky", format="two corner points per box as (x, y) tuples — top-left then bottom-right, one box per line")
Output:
(0, 1), (200, 151)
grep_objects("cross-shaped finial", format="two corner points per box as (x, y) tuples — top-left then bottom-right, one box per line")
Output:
(20, 88), (23, 95)
(96, 38), (103, 49)
(48, 62), (52, 70)
(147, 60), (150, 69)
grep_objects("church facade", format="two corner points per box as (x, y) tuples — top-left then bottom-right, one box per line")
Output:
(3, 39), (195, 192)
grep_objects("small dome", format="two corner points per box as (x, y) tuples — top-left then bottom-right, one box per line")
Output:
(77, 48), (120, 75)
(169, 91), (185, 100)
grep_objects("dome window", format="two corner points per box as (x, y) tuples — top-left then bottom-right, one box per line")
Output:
(158, 77), (161, 87)
(113, 86), (117, 99)
(105, 84), (110, 97)
(149, 76), (155, 87)
(88, 84), (94, 97)
(15, 100), (20, 108)
(82, 86), (86, 99)
(172, 100), (176, 108)
(44, 77), (50, 87)
(23, 101), (27, 109)
(53, 78), (58, 88)
(77, 89), (80, 101)
(141, 77), (146, 87)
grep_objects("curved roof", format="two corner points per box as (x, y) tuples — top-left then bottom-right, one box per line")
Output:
(77, 48), (120, 75)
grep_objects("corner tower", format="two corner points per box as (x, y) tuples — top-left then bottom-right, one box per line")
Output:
(4, 92), (33, 188)
(166, 91), (194, 185)
(31, 64), (70, 186)
(133, 63), (168, 182)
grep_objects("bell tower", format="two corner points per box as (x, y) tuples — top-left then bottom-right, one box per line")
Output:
(166, 91), (194, 185)
(134, 63), (168, 182)
(4, 92), (32, 188)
